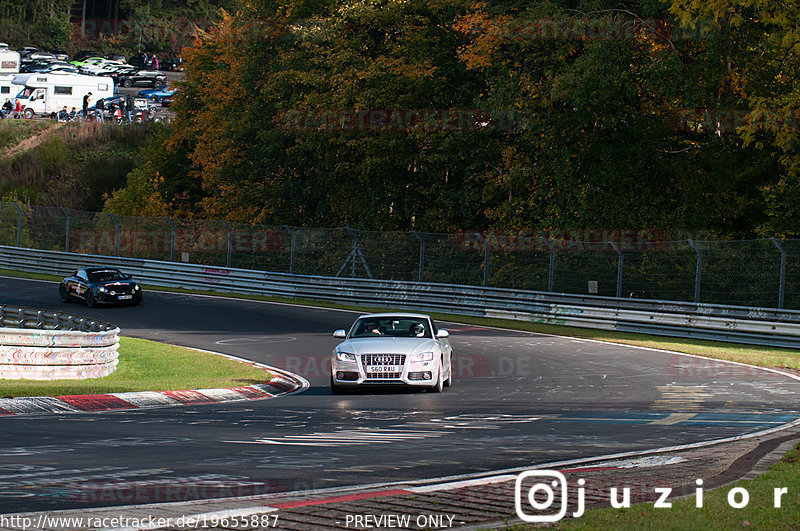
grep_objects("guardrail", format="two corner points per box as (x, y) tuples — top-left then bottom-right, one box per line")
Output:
(0, 303), (120, 380)
(1, 244), (798, 349)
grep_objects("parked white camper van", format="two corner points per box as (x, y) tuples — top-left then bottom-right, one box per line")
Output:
(0, 74), (16, 100)
(14, 73), (114, 119)
(0, 44), (20, 75)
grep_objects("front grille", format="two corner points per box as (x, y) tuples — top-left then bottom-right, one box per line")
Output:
(365, 372), (402, 379)
(107, 285), (134, 295)
(361, 354), (406, 366)
(362, 354), (405, 380)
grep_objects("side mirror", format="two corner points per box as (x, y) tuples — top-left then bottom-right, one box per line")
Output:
(436, 330), (450, 339)
(333, 330), (347, 339)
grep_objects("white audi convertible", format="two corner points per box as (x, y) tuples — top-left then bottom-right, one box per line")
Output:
(330, 313), (453, 393)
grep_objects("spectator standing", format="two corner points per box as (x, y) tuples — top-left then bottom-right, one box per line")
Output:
(14, 99), (21, 118)
(143, 52), (149, 66)
(126, 94), (134, 123)
(82, 92), (91, 120)
(153, 54), (159, 70)
(95, 96), (105, 122)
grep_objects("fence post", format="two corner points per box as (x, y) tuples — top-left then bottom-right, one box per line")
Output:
(609, 241), (624, 298)
(338, 227), (373, 279)
(221, 221), (233, 268)
(476, 233), (490, 287)
(11, 202), (22, 247)
(411, 231), (425, 283)
(771, 238), (787, 309)
(164, 217), (176, 262)
(107, 213), (120, 256)
(61, 207), (70, 252)
(687, 239), (702, 303)
(284, 226), (296, 275)
(540, 237), (555, 292)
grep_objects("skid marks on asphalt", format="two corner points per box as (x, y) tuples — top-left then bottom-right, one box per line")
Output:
(224, 414), (542, 448)
(651, 384), (716, 410)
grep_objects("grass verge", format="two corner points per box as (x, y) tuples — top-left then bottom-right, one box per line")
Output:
(0, 336), (271, 398)
(0, 120), (49, 150)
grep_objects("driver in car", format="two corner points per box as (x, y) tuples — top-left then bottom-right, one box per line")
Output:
(364, 321), (382, 335)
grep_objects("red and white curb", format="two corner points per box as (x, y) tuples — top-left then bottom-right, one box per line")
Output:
(0, 360), (308, 417)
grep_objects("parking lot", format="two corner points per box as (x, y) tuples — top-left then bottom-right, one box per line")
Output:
(114, 70), (182, 123)
(2, 48), (183, 124)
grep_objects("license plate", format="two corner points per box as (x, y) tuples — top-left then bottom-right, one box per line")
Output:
(367, 366), (398, 373)
(118, 295), (133, 300)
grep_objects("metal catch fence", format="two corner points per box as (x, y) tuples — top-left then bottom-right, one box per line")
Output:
(0, 202), (797, 310)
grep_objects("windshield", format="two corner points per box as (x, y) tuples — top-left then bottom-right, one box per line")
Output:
(17, 87), (33, 99)
(350, 317), (431, 339)
(87, 269), (126, 282)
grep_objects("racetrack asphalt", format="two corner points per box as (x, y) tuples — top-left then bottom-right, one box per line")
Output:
(0, 276), (799, 516)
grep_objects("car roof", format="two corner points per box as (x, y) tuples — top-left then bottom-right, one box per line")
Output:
(357, 312), (431, 320)
(83, 266), (122, 272)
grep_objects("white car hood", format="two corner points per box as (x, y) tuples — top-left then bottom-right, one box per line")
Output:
(338, 337), (437, 355)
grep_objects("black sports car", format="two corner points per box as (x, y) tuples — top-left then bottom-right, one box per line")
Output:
(60, 267), (143, 307)
(117, 68), (167, 88)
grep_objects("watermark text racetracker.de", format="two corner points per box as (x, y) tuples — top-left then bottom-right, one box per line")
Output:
(0, 514), (279, 530)
(277, 352), (519, 380)
(515, 470), (792, 523)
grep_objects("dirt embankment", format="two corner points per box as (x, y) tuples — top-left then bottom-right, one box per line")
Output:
(0, 121), (66, 160)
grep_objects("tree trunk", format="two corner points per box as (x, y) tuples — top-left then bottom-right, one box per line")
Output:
(81, 0), (87, 39)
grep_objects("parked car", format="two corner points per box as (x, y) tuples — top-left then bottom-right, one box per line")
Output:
(28, 51), (55, 61)
(137, 86), (175, 102)
(101, 64), (135, 84)
(72, 50), (99, 62)
(28, 62), (78, 74)
(128, 53), (153, 68)
(160, 94), (175, 107)
(18, 46), (38, 58)
(80, 59), (124, 76)
(47, 49), (70, 61)
(20, 59), (54, 73)
(70, 56), (105, 68)
(161, 57), (183, 71)
(119, 68), (166, 88)
(59, 267), (143, 307)
(330, 313), (453, 393)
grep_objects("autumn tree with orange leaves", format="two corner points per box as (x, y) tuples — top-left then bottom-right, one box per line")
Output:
(107, 0), (800, 237)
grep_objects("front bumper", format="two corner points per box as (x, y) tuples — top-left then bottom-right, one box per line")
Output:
(331, 356), (439, 387)
(96, 290), (141, 304)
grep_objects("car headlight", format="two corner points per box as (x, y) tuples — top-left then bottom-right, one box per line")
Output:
(98, 287), (109, 293)
(410, 351), (434, 362)
(336, 352), (357, 362)
(134, 284), (141, 291)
